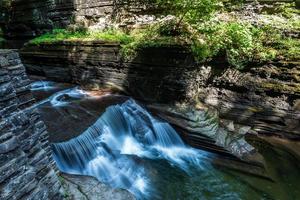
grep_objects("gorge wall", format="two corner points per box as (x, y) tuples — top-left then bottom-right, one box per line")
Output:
(4, 0), (154, 47)
(21, 42), (272, 170)
(0, 50), (63, 199)
(20, 41), (300, 142)
(21, 41), (195, 103)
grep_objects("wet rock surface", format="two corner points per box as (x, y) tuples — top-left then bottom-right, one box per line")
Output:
(20, 42), (300, 143)
(0, 50), (63, 200)
(60, 173), (135, 200)
(148, 103), (257, 160)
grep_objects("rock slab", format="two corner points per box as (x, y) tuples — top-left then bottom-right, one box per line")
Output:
(0, 50), (63, 200)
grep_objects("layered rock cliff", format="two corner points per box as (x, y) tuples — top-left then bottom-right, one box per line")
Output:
(20, 40), (300, 163)
(4, 0), (154, 47)
(0, 50), (63, 199)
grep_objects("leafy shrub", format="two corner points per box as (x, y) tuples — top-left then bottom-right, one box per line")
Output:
(156, 0), (219, 30)
(121, 23), (188, 59)
(191, 22), (262, 69)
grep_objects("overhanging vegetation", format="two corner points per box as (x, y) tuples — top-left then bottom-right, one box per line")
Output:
(28, 1), (300, 69)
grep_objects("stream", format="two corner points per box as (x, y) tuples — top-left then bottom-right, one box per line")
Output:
(30, 80), (300, 200)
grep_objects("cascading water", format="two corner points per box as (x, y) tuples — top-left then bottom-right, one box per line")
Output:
(52, 99), (210, 199)
(31, 87), (89, 107)
(32, 80), (299, 200)
(30, 80), (57, 91)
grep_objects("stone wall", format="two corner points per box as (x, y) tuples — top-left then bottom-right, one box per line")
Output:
(20, 42), (300, 142)
(0, 50), (63, 199)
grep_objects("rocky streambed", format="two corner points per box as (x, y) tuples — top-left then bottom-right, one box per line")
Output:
(30, 79), (300, 200)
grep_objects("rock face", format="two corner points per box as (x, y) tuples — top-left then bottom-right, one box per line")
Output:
(20, 42), (300, 143)
(5, 0), (74, 46)
(21, 41), (195, 103)
(148, 103), (257, 160)
(60, 173), (135, 200)
(0, 50), (63, 199)
(5, 0), (155, 47)
(196, 64), (300, 140)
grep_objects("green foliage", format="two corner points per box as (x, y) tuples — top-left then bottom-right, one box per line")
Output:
(29, 2), (300, 70)
(29, 29), (133, 45)
(122, 21), (277, 69)
(274, 2), (300, 18)
(121, 23), (188, 59)
(190, 21), (261, 69)
(254, 25), (300, 61)
(156, 0), (219, 25)
(271, 36), (300, 61)
(259, 3), (300, 32)
(191, 18), (299, 68)
(0, 0), (12, 9)
(221, 0), (246, 11)
(217, 23), (256, 68)
(30, 20), (299, 69)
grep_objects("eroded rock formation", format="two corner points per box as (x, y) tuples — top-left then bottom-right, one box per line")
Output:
(0, 50), (63, 199)
(20, 41), (195, 103)
(20, 41), (300, 160)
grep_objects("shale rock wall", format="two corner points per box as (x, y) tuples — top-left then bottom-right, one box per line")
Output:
(0, 50), (63, 199)
(5, 0), (154, 47)
(21, 41), (195, 103)
(20, 42), (300, 142)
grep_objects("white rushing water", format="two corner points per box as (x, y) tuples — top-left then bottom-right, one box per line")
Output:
(30, 80), (57, 91)
(52, 99), (211, 199)
(31, 86), (94, 108)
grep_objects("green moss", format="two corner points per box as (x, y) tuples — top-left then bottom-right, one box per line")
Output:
(274, 2), (300, 18)
(256, 25), (300, 61)
(29, 29), (133, 45)
(261, 82), (300, 94)
(274, 37), (300, 61)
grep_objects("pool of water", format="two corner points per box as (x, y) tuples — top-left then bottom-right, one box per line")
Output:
(30, 80), (300, 200)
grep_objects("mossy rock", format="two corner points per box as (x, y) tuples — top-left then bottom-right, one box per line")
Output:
(261, 81), (300, 95)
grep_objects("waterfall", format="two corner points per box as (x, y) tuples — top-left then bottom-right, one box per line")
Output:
(52, 99), (210, 199)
